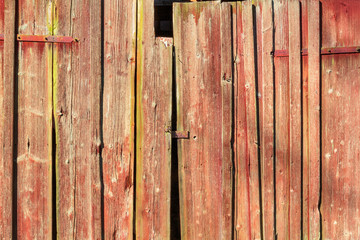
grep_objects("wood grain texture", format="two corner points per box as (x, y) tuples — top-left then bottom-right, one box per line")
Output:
(136, 0), (172, 238)
(288, 1), (302, 239)
(54, 0), (102, 238)
(258, 0), (275, 239)
(274, 0), (290, 238)
(233, 2), (261, 239)
(307, 1), (321, 239)
(1, 0), (15, 238)
(321, 1), (360, 239)
(102, 0), (136, 239)
(173, 2), (233, 239)
(16, 0), (53, 238)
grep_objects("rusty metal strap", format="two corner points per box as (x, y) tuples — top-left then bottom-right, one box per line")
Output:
(0, 34), (78, 43)
(273, 46), (360, 57)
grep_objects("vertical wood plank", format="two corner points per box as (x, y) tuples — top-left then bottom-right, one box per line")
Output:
(288, 1), (302, 239)
(259, 0), (275, 239)
(17, 1), (53, 238)
(307, 0), (321, 239)
(321, 1), (360, 239)
(274, 0), (290, 238)
(242, 2), (261, 239)
(173, 2), (233, 239)
(102, 0), (136, 238)
(232, 3), (250, 239)
(220, 3), (233, 240)
(1, 0), (15, 238)
(54, 0), (102, 238)
(136, 0), (172, 238)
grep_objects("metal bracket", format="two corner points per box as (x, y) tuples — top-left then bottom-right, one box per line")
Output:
(273, 46), (360, 57)
(0, 34), (78, 43)
(171, 131), (190, 139)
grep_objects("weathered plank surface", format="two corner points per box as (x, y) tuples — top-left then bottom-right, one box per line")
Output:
(174, 2), (233, 239)
(257, 0), (275, 239)
(321, 1), (360, 239)
(1, 0), (15, 238)
(54, 1), (102, 238)
(102, 0), (136, 239)
(288, 1), (302, 239)
(233, 2), (261, 239)
(16, 1), (53, 238)
(136, 0), (172, 238)
(274, 0), (290, 238)
(307, 1), (321, 239)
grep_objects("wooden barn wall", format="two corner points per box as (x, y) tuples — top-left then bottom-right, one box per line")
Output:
(0, 0), (360, 239)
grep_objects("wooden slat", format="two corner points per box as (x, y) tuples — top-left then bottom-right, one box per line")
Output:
(321, 1), (360, 239)
(274, 0), (290, 238)
(288, 1), (301, 239)
(1, 0), (15, 238)
(16, 0), (53, 238)
(220, 3), (233, 240)
(54, 1), (102, 238)
(307, 1), (321, 239)
(258, 0), (275, 239)
(173, 2), (233, 239)
(102, 0), (136, 238)
(136, 0), (172, 238)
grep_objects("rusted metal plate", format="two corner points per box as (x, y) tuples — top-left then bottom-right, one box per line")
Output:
(17, 35), (78, 43)
(321, 0), (360, 239)
(174, 2), (233, 239)
(16, 0), (53, 238)
(274, 46), (360, 57)
(136, 0), (172, 238)
(53, 1), (102, 238)
(0, 0), (15, 238)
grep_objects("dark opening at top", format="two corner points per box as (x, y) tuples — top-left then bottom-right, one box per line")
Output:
(155, 0), (184, 37)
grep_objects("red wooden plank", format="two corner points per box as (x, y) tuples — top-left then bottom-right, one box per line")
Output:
(274, 0), (290, 238)
(16, 0), (53, 238)
(288, 1), (302, 239)
(136, 0), (172, 238)
(54, 1), (102, 238)
(321, 1), (360, 239)
(102, 0), (136, 238)
(307, 1), (321, 239)
(258, 0), (275, 239)
(220, 4), (233, 239)
(0, 0), (15, 238)
(173, 2), (233, 239)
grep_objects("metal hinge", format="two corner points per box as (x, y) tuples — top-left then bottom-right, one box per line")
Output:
(0, 34), (78, 43)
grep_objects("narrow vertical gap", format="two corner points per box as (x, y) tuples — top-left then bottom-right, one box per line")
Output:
(318, 2), (323, 239)
(51, 98), (57, 240)
(12, 0), (19, 238)
(271, 0), (277, 239)
(100, 0), (105, 239)
(170, 47), (181, 240)
(252, 5), (263, 240)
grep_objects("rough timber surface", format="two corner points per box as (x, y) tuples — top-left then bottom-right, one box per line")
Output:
(54, 0), (102, 238)
(16, 0), (53, 238)
(1, 0), (15, 238)
(173, 2), (233, 239)
(136, 0), (172, 239)
(232, 2), (261, 239)
(102, 0), (136, 239)
(321, 0), (360, 239)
